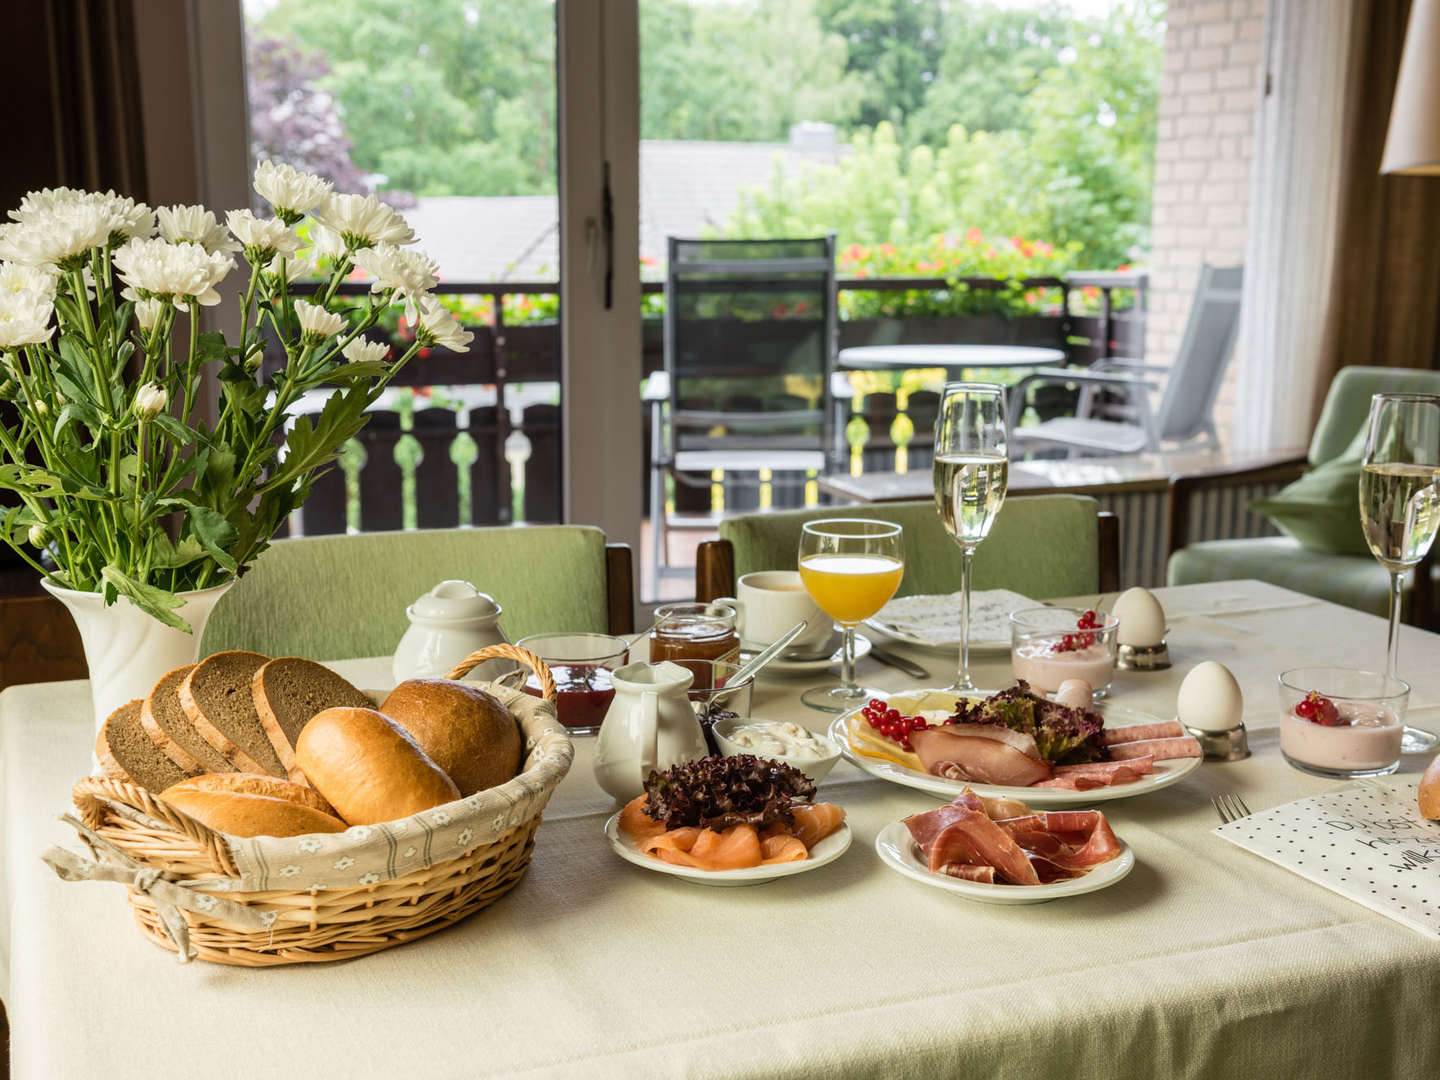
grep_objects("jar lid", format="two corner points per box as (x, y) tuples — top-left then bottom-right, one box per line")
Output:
(410, 580), (501, 621)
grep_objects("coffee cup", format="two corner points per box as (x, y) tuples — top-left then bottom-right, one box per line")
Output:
(716, 571), (833, 656)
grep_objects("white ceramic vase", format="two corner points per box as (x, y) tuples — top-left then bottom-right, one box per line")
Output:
(41, 579), (235, 739)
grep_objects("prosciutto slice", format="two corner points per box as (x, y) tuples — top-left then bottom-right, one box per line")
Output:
(910, 727), (1052, 787)
(905, 789), (1124, 886)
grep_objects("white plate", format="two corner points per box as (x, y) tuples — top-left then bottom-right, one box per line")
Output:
(741, 631), (872, 675)
(874, 820), (1134, 904)
(603, 813), (853, 887)
(865, 588), (1034, 655)
(828, 690), (1203, 808)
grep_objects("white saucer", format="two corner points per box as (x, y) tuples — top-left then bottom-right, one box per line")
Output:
(603, 812), (852, 887)
(739, 631), (872, 676)
(874, 820), (1134, 904)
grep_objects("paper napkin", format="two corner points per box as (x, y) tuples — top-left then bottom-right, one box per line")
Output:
(1215, 780), (1440, 938)
(870, 588), (1034, 646)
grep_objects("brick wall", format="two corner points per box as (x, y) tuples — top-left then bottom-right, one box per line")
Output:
(1147, 0), (1266, 443)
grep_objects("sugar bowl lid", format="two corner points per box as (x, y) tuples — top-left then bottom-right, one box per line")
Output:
(409, 579), (502, 622)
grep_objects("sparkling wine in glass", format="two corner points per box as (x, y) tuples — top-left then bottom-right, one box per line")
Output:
(934, 382), (1009, 693)
(1360, 392), (1440, 753)
(797, 518), (904, 712)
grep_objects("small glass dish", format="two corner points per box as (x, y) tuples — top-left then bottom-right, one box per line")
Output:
(514, 632), (631, 736)
(685, 659), (754, 752)
(1277, 667), (1409, 778)
(711, 716), (843, 782)
(1009, 607), (1120, 697)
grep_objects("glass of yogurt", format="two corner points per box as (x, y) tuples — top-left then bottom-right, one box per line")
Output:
(1009, 606), (1119, 697)
(1277, 667), (1409, 779)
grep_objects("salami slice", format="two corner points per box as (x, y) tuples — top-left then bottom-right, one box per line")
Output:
(1101, 720), (1185, 745)
(1106, 736), (1202, 761)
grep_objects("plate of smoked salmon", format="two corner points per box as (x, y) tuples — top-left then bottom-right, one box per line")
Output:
(607, 791), (851, 887)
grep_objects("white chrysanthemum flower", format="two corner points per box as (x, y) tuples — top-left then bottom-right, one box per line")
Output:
(261, 253), (318, 286)
(226, 209), (303, 262)
(26, 523), (45, 548)
(415, 297), (473, 352)
(134, 297), (165, 332)
(0, 289), (54, 347)
(0, 204), (112, 268)
(253, 160), (332, 221)
(353, 243), (438, 319)
(294, 298), (345, 342)
(313, 193), (414, 250)
(307, 225), (347, 263)
(111, 236), (233, 309)
(8, 187), (87, 223)
(0, 261), (58, 303)
(155, 204), (238, 254)
(89, 191), (155, 241)
(341, 337), (390, 365)
(133, 382), (167, 419)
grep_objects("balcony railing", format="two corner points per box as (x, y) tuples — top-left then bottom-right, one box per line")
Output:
(276, 272), (1146, 536)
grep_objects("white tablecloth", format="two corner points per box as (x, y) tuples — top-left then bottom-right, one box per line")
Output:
(4, 582), (1440, 1079)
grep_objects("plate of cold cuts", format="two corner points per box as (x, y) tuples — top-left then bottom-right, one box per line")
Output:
(875, 787), (1135, 904)
(829, 683), (1204, 809)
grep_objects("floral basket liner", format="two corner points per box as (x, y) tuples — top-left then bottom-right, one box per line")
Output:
(71, 680), (571, 893)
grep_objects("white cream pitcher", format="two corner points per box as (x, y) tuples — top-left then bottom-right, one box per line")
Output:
(593, 661), (707, 803)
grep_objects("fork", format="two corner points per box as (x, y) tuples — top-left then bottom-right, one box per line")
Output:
(1212, 792), (1252, 824)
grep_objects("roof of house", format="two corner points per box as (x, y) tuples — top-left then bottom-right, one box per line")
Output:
(404, 135), (849, 283)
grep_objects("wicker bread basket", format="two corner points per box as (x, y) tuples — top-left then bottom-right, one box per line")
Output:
(49, 645), (571, 967)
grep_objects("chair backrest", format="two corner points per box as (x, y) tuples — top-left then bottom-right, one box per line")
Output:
(201, 526), (618, 660)
(1308, 365), (1440, 466)
(1154, 264), (1244, 441)
(665, 236), (837, 452)
(716, 495), (1106, 600)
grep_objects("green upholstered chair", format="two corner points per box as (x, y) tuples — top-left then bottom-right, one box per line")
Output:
(202, 527), (633, 660)
(695, 495), (1119, 602)
(1167, 366), (1440, 626)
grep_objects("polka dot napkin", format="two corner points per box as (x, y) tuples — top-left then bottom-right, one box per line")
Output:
(1215, 780), (1440, 938)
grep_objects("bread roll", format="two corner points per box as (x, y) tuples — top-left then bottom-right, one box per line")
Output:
(295, 707), (460, 825)
(381, 679), (523, 796)
(160, 787), (346, 838)
(1421, 753), (1440, 820)
(163, 773), (337, 818)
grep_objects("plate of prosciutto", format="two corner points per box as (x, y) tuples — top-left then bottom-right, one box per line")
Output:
(875, 787), (1134, 904)
(606, 754), (852, 886)
(829, 680), (1203, 808)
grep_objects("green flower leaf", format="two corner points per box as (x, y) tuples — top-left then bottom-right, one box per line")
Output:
(185, 504), (239, 573)
(99, 565), (190, 632)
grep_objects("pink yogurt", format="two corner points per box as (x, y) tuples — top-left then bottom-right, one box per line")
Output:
(1280, 702), (1402, 773)
(1011, 641), (1115, 695)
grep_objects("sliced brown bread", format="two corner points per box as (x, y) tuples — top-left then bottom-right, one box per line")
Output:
(179, 651), (286, 777)
(252, 658), (373, 783)
(140, 664), (236, 776)
(97, 699), (191, 793)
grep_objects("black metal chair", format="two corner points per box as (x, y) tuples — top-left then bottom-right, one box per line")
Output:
(646, 236), (842, 592)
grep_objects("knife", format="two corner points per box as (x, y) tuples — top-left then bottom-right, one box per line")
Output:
(867, 645), (930, 680)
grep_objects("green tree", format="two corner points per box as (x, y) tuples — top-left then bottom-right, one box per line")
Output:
(812, 0), (946, 131)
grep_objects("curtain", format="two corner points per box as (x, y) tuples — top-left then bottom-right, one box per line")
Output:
(1236, 0), (1440, 452)
(1232, 0), (1357, 452)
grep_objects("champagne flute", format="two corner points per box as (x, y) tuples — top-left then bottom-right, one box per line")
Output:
(1360, 392), (1440, 753)
(933, 382), (1009, 693)
(797, 518), (904, 712)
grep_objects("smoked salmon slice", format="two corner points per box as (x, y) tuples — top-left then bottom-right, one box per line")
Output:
(787, 802), (846, 848)
(620, 798), (847, 871)
(618, 794), (668, 839)
(760, 834), (809, 863)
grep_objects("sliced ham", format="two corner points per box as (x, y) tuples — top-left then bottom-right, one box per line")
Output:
(1100, 720), (1185, 745)
(1106, 736), (1203, 761)
(940, 863), (996, 883)
(910, 727), (1052, 787)
(1032, 757), (1154, 790)
(927, 813), (1041, 886)
(997, 810), (1124, 868)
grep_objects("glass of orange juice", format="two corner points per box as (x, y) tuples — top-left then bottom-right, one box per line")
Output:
(797, 518), (904, 712)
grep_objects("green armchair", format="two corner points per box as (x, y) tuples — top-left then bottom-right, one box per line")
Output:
(202, 526), (634, 660)
(695, 495), (1119, 601)
(1167, 366), (1440, 627)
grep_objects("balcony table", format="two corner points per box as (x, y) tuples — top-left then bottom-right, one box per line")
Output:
(836, 344), (1067, 374)
(4, 581), (1440, 1079)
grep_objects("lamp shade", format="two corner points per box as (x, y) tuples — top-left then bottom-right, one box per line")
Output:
(1381, 0), (1440, 175)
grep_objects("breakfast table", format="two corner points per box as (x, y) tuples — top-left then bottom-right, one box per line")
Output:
(4, 580), (1440, 1079)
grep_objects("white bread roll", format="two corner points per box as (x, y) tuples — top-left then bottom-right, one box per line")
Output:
(1421, 753), (1440, 820)
(295, 706), (460, 825)
(381, 679), (522, 796)
(163, 772), (337, 818)
(160, 787), (347, 838)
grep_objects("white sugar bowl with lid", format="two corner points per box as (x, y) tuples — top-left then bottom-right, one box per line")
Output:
(393, 580), (510, 683)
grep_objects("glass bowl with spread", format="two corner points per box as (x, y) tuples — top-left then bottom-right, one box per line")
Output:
(711, 717), (843, 782)
(1009, 607), (1119, 697)
(1277, 667), (1409, 779)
